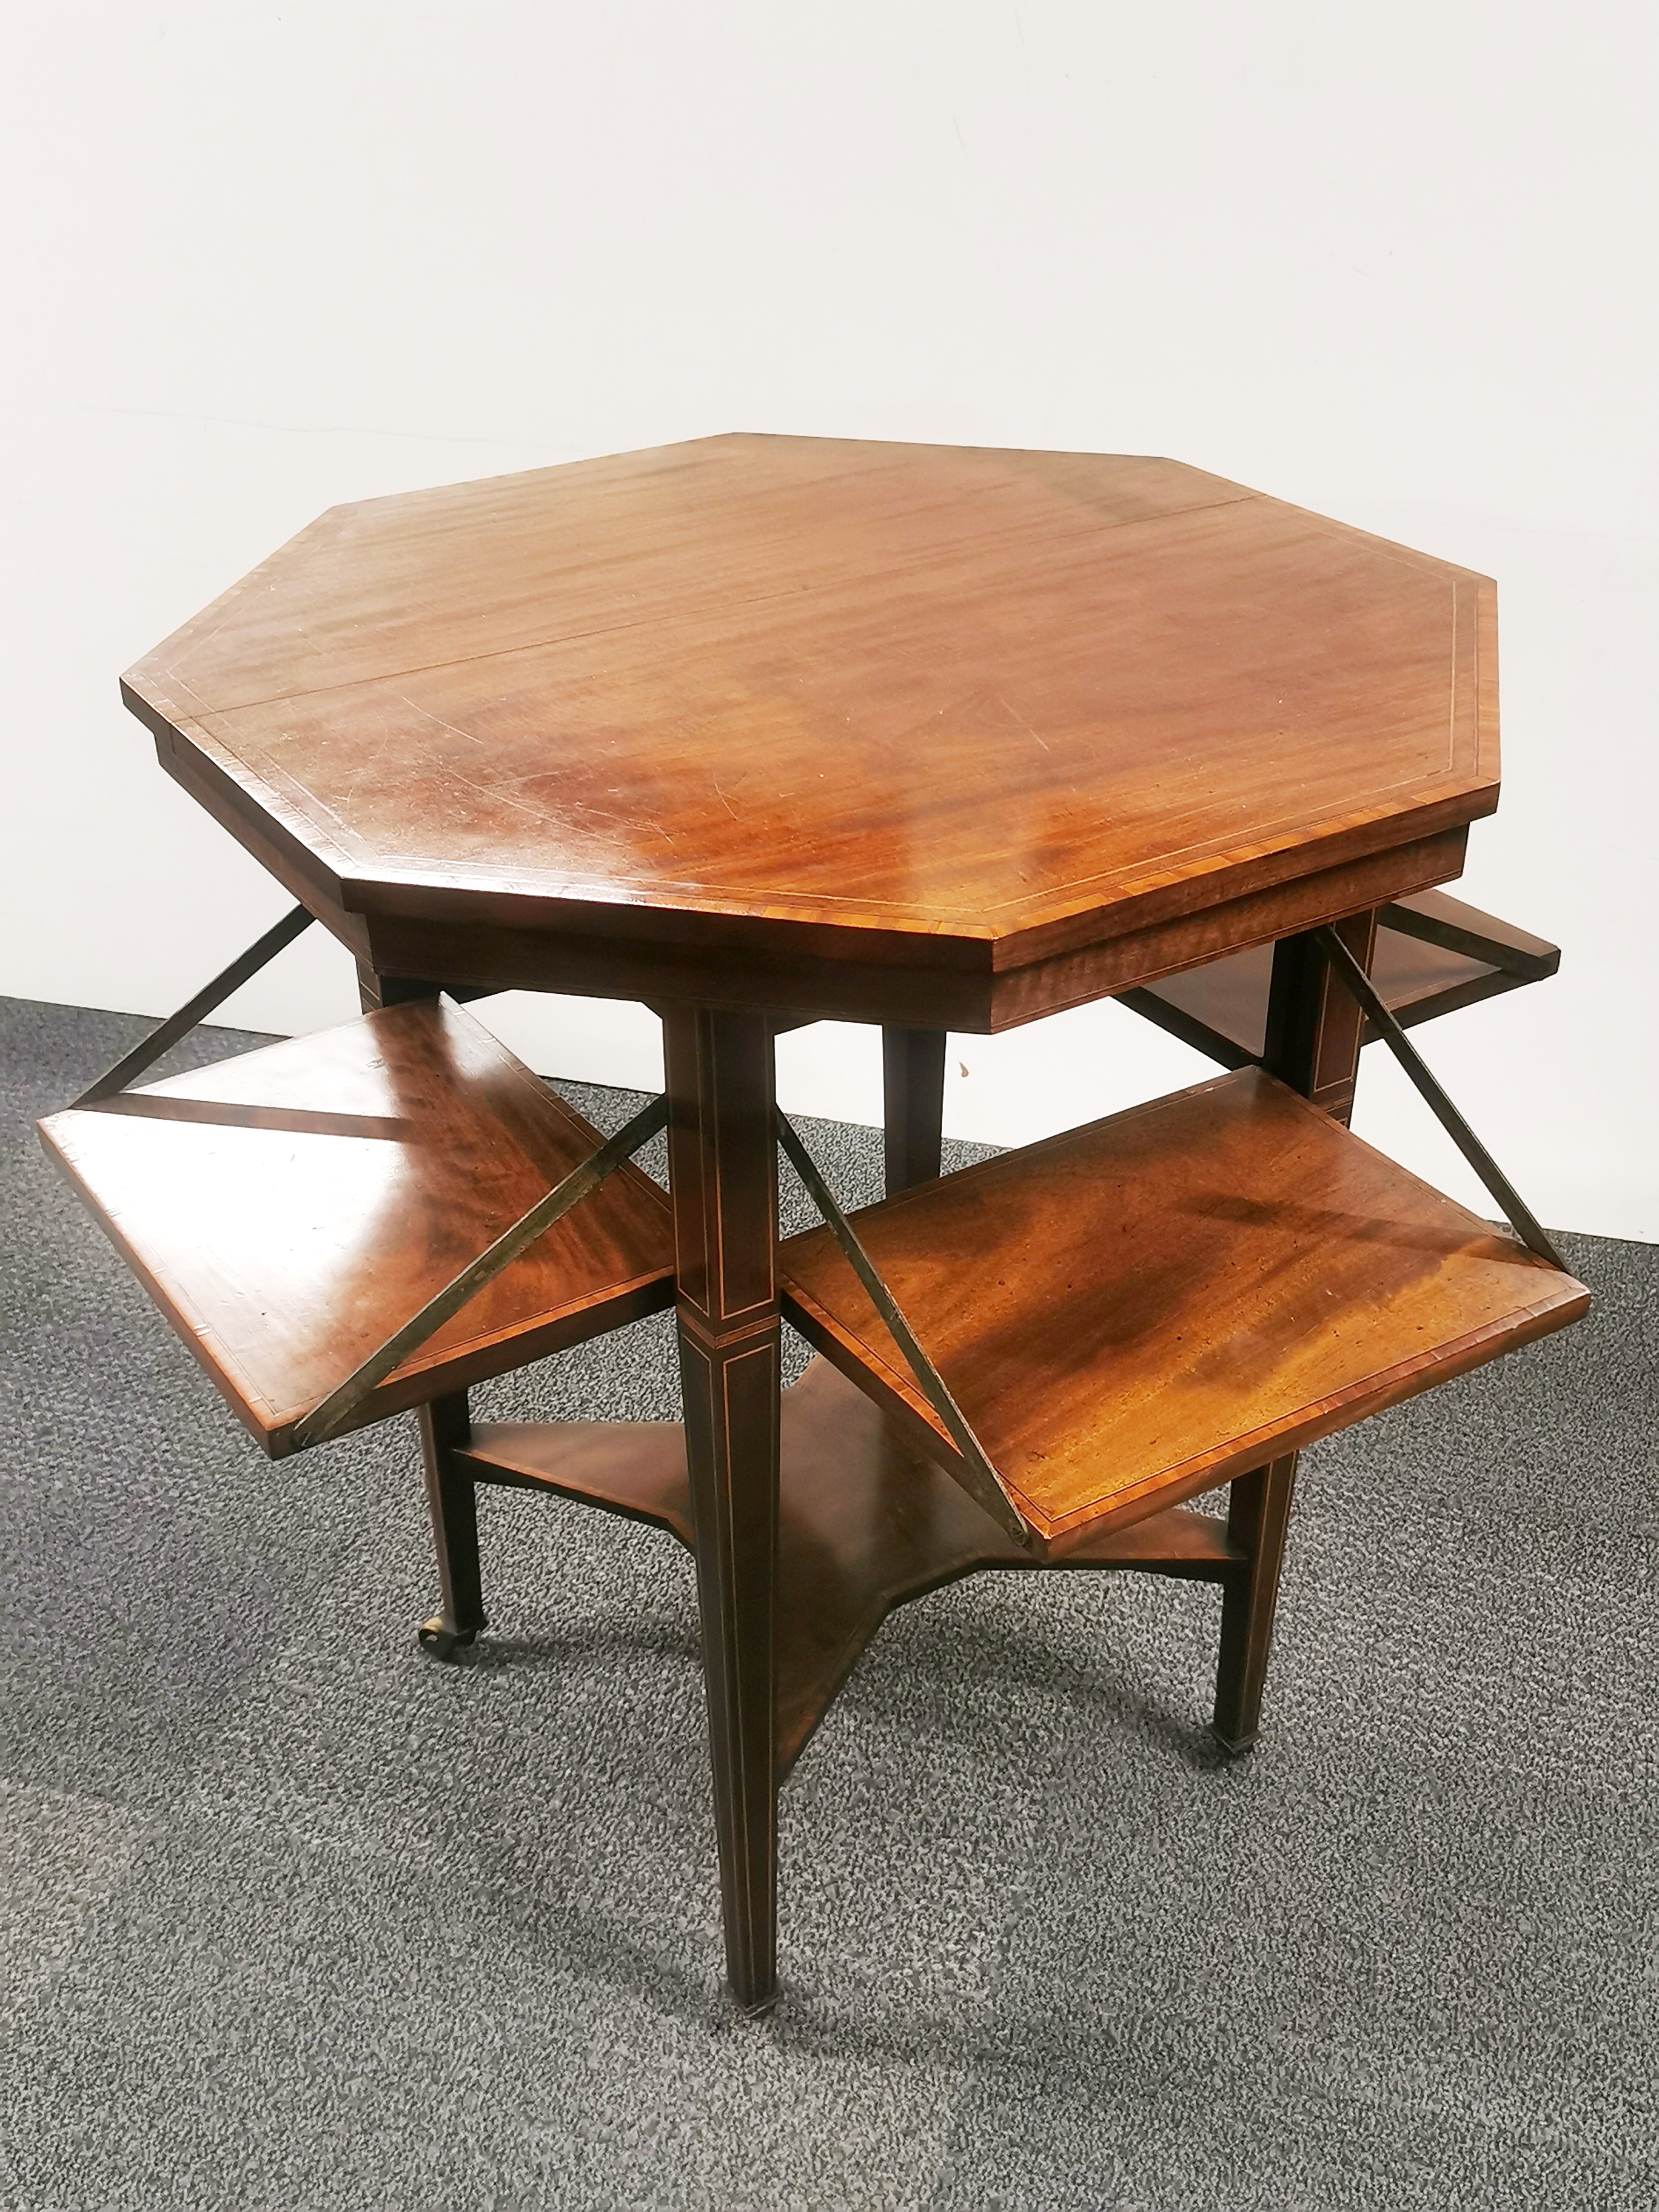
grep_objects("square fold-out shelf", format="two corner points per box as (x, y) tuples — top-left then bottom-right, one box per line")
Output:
(779, 1067), (1587, 1556)
(37, 997), (675, 1455)
(1121, 890), (1561, 1071)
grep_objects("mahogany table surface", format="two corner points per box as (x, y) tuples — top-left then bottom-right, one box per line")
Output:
(121, 435), (1498, 1027)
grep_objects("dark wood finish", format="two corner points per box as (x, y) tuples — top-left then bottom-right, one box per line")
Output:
(1317, 923), (1565, 1270)
(142, 716), (375, 968)
(358, 964), (437, 1014)
(36, 999), (674, 1455)
(1380, 886), (1560, 979)
(367, 966), (503, 1658)
(1117, 967), (1261, 1071)
(1363, 933), (1544, 1030)
(1208, 899), (1373, 1744)
(1262, 908), (1377, 1121)
(882, 1028), (947, 1194)
(664, 1008), (781, 2014)
(1212, 1454), (1299, 1754)
(344, 822), (1472, 1031)
(780, 1067), (1589, 1553)
(1119, 891), (1561, 1070)
(357, 964), (495, 1013)
(417, 1390), (486, 1644)
(764, 1363), (1247, 1769)
(458, 1357), (1245, 1774)
(123, 436), (1498, 1024)
(458, 1418), (695, 1537)
(92, 434), (1588, 2013)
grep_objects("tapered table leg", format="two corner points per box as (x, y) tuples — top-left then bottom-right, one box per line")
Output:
(416, 1390), (486, 1657)
(665, 1007), (782, 2014)
(882, 1027), (947, 1195)
(1212, 1453), (1298, 1753)
(358, 967), (490, 1663)
(1210, 908), (1380, 1748)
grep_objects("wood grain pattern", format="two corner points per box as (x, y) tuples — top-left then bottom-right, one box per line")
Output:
(36, 998), (674, 1455)
(343, 821), (1471, 1031)
(779, 1067), (1589, 1551)
(1207, 892), (1375, 1745)
(1119, 890), (1561, 1068)
(72, 429), (1583, 2013)
(1379, 886), (1561, 980)
(122, 435), (1498, 1014)
(1262, 908), (1376, 1122)
(457, 1357), (1246, 1775)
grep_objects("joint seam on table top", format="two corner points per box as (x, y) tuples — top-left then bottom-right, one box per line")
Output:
(133, 494), (1267, 722)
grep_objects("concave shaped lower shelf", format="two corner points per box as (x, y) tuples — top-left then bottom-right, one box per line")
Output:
(457, 1357), (1246, 1775)
(780, 1067), (1588, 1555)
(36, 997), (674, 1455)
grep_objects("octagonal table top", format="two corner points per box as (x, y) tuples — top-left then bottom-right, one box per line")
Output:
(122, 434), (1498, 1027)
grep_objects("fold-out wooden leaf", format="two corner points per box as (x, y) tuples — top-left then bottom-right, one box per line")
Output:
(38, 998), (675, 1455)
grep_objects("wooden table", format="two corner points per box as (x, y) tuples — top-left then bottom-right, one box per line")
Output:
(116, 435), (1544, 2013)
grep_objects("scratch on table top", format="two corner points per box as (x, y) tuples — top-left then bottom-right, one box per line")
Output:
(997, 694), (1050, 753)
(385, 691), (556, 825)
(391, 692), (489, 749)
(441, 766), (555, 825)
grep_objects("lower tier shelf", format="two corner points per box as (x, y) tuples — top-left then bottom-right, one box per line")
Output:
(779, 1067), (1587, 1556)
(36, 996), (674, 1456)
(1118, 887), (1561, 1070)
(457, 1358), (1242, 1774)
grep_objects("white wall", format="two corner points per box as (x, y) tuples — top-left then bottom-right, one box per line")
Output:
(4, 2), (1654, 1235)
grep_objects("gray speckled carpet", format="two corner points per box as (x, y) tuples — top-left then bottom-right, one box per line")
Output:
(1, 994), (1654, 2211)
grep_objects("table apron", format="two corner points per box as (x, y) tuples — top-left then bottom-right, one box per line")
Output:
(345, 826), (1468, 1032)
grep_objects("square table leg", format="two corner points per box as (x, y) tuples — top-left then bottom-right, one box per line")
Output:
(357, 962), (489, 1657)
(1210, 908), (1381, 1751)
(1262, 910), (1378, 1123)
(1212, 1452), (1299, 1753)
(663, 1007), (783, 2014)
(882, 1026), (948, 1195)
(416, 1390), (487, 1657)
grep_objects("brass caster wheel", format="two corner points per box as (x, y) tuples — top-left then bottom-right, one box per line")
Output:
(417, 1617), (478, 1660)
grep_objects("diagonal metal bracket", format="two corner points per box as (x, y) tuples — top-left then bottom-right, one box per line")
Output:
(61, 907), (672, 1453)
(774, 1107), (1036, 1552)
(292, 1092), (670, 1451)
(1314, 925), (1568, 1272)
(72, 903), (316, 1107)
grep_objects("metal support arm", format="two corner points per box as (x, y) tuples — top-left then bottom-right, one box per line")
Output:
(1314, 925), (1567, 1272)
(63, 907), (673, 1454)
(72, 903), (316, 1106)
(292, 1093), (671, 1450)
(774, 1107), (1034, 1550)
